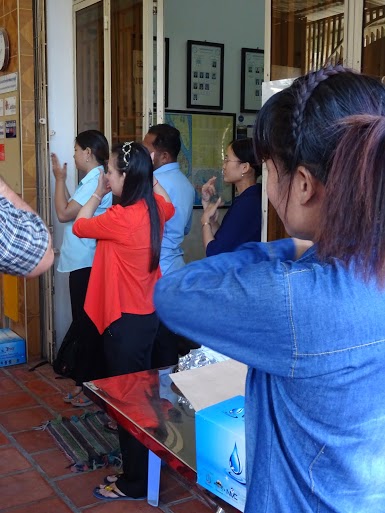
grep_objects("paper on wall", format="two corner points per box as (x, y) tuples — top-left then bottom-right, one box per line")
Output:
(170, 359), (247, 411)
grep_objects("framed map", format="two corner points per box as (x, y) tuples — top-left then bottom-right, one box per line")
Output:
(164, 110), (235, 207)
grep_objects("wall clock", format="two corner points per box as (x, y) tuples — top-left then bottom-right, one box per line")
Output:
(0, 28), (10, 71)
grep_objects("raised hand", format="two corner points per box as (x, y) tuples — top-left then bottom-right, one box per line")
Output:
(96, 169), (110, 198)
(201, 197), (222, 225)
(201, 176), (217, 207)
(51, 153), (67, 181)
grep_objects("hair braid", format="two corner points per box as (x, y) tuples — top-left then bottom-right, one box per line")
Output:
(291, 65), (348, 148)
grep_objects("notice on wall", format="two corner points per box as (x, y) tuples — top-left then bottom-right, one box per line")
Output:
(0, 99), (4, 117)
(0, 73), (18, 94)
(0, 121), (5, 139)
(5, 120), (16, 138)
(5, 96), (16, 116)
(0, 144), (5, 161)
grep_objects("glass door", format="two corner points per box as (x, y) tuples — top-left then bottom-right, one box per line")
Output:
(74, 0), (164, 145)
(75, 1), (104, 134)
(361, 1), (385, 81)
(266, 0), (347, 241)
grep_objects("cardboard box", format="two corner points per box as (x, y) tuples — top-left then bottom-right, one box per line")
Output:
(0, 329), (26, 368)
(195, 395), (246, 512)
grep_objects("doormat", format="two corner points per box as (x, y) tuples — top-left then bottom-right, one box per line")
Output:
(43, 411), (121, 472)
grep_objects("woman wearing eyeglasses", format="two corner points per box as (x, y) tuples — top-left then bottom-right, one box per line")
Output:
(201, 138), (262, 256)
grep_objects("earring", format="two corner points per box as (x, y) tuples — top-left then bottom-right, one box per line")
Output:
(86, 158), (89, 162)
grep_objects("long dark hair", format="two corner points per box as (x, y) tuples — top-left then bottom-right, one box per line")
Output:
(230, 138), (261, 178)
(76, 130), (109, 172)
(254, 66), (385, 283)
(111, 142), (161, 272)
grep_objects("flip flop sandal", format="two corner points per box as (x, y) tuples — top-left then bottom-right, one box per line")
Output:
(103, 421), (118, 433)
(103, 473), (122, 484)
(63, 391), (81, 404)
(71, 394), (93, 407)
(93, 485), (146, 501)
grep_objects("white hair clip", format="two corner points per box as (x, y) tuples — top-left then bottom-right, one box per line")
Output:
(122, 141), (134, 166)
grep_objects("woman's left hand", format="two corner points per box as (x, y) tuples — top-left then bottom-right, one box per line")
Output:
(201, 197), (222, 225)
(95, 169), (110, 197)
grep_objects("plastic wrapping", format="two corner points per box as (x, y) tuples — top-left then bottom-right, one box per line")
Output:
(177, 346), (229, 372)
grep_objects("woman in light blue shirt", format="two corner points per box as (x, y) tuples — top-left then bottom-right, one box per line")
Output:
(51, 130), (112, 406)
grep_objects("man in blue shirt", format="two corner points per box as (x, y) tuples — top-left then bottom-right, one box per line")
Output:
(143, 124), (195, 366)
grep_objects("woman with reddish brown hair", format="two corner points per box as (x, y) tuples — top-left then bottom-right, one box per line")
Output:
(154, 67), (385, 512)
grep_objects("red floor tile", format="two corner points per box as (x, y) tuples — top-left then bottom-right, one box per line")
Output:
(0, 391), (38, 412)
(0, 431), (9, 445)
(1, 470), (55, 509)
(0, 446), (31, 474)
(5, 496), (74, 513)
(6, 366), (41, 382)
(56, 468), (112, 508)
(13, 429), (57, 453)
(32, 448), (73, 478)
(0, 406), (52, 432)
(86, 500), (158, 512)
(24, 378), (60, 397)
(159, 470), (193, 503)
(0, 376), (22, 394)
(169, 498), (214, 513)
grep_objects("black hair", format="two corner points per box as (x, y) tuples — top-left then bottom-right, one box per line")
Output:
(254, 66), (385, 283)
(147, 124), (181, 160)
(230, 138), (261, 178)
(111, 142), (161, 272)
(254, 66), (385, 183)
(75, 130), (109, 172)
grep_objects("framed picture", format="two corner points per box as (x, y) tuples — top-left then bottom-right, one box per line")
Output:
(165, 110), (235, 207)
(153, 37), (169, 108)
(187, 40), (224, 110)
(241, 48), (264, 113)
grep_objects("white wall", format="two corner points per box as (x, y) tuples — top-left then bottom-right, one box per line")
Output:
(165, 0), (265, 262)
(165, 0), (265, 126)
(47, 0), (76, 347)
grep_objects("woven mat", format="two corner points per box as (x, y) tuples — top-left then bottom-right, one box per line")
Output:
(44, 411), (121, 472)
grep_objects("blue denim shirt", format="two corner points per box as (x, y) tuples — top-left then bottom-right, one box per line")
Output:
(154, 162), (195, 275)
(154, 239), (385, 513)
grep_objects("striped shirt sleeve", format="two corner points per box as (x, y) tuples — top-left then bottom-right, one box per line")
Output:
(0, 196), (49, 276)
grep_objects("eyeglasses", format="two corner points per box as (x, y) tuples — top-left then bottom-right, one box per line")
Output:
(223, 156), (241, 163)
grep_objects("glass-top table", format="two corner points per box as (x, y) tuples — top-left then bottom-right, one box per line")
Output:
(83, 367), (240, 512)
(84, 366), (196, 479)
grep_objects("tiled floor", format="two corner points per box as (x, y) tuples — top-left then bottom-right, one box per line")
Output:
(0, 360), (236, 513)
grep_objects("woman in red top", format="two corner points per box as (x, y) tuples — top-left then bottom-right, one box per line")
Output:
(73, 141), (174, 501)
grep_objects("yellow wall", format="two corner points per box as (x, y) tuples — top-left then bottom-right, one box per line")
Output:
(0, 0), (41, 358)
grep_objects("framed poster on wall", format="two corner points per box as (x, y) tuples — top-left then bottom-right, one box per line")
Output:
(164, 110), (235, 207)
(187, 40), (224, 110)
(241, 48), (264, 113)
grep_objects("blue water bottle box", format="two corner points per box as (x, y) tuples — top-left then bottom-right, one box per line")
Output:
(195, 395), (246, 512)
(0, 329), (26, 368)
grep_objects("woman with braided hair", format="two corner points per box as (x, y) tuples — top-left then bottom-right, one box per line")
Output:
(73, 141), (174, 501)
(154, 67), (385, 512)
